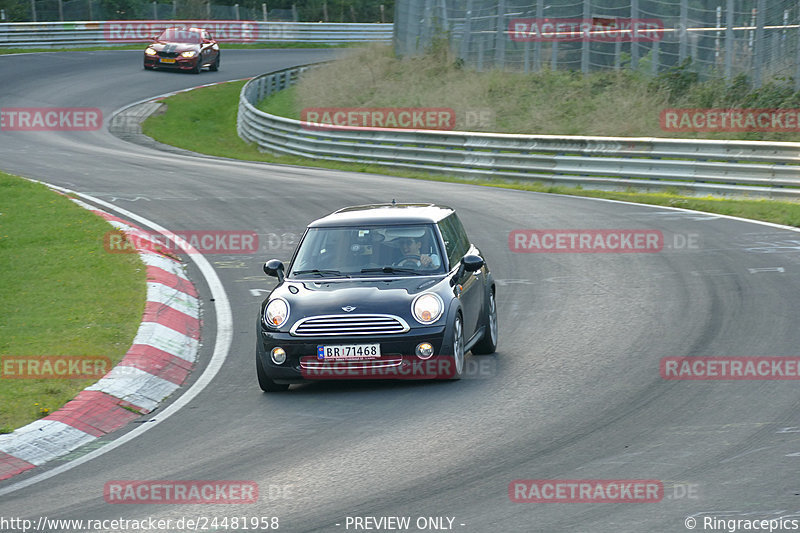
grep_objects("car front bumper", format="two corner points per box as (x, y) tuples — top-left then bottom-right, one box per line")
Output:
(257, 326), (457, 383)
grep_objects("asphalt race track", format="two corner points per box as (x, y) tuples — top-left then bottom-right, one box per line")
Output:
(2, 49), (800, 533)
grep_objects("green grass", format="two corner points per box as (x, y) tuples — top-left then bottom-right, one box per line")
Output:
(143, 78), (800, 228)
(0, 173), (147, 431)
(0, 42), (351, 55)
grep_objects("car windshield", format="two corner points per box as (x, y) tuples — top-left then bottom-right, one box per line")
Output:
(290, 225), (445, 278)
(157, 28), (202, 44)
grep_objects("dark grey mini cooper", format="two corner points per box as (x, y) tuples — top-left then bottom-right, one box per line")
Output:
(256, 203), (498, 391)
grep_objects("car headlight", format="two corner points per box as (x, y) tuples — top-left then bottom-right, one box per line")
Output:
(412, 293), (443, 324)
(180, 51), (197, 58)
(145, 47), (157, 56)
(263, 298), (290, 328)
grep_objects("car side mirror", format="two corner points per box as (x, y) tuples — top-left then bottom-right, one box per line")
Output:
(462, 254), (484, 272)
(451, 254), (484, 285)
(264, 259), (285, 283)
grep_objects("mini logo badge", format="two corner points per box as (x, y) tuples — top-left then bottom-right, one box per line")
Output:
(342, 306), (357, 312)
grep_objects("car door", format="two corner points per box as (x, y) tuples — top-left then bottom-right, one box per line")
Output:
(438, 214), (483, 340)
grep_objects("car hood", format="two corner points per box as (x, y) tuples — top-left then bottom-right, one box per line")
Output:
(149, 41), (200, 53)
(268, 276), (448, 317)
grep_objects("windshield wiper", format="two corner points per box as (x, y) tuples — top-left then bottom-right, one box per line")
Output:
(293, 269), (350, 278)
(361, 267), (422, 275)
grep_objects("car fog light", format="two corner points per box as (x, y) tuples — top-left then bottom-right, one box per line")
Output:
(271, 347), (287, 365)
(416, 342), (434, 359)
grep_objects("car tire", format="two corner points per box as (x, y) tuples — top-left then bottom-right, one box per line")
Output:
(446, 313), (465, 380)
(210, 55), (219, 71)
(192, 59), (202, 74)
(472, 289), (498, 355)
(144, 64), (153, 70)
(256, 352), (289, 392)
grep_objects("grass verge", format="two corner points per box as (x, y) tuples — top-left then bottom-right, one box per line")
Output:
(0, 173), (146, 432)
(143, 78), (800, 228)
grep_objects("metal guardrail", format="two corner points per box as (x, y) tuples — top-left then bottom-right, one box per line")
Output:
(0, 21), (392, 48)
(238, 65), (800, 199)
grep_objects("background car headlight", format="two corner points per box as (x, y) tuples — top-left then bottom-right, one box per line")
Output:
(145, 47), (156, 56)
(264, 298), (289, 328)
(180, 51), (197, 58)
(412, 293), (443, 324)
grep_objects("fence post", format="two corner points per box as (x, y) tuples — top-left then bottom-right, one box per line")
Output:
(614, 40), (621, 70)
(551, 40), (558, 70)
(152, 1), (157, 20)
(753, 0), (765, 87)
(534, 0), (543, 72)
(580, 0), (589, 74)
(679, 0), (687, 61)
(263, 3), (267, 21)
(651, 39), (659, 75)
(725, 0), (733, 80)
(495, 0), (506, 69)
(234, 4), (240, 20)
(796, 22), (800, 91)
(30, 0), (36, 22)
(459, 0), (472, 61)
(291, 3), (297, 22)
(88, 0), (92, 20)
(630, 0), (639, 71)
(57, 0), (63, 21)
(523, 40), (530, 73)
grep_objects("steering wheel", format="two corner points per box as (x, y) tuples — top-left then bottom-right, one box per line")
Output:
(396, 255), (421, 267)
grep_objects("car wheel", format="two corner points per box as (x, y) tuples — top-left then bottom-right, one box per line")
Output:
(192, 59), (202, 74)
(447, 313), (465, 380)
(256, 352), (289, 392)
(210, 55), (219, 71)
(472, 289), (498, 354)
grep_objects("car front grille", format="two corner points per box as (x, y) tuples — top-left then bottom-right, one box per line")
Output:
(158, 51), (179, 58)
(290, 314), (409, 336)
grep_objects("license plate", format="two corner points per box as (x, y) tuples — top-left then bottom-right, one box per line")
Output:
(317, 344), (381, 361)
(159, 58), (176, 63)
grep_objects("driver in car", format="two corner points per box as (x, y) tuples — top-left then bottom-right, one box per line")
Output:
(398, 236), (441, 268)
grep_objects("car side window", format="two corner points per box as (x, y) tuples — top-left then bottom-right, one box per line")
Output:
(438, 214), (468, 270)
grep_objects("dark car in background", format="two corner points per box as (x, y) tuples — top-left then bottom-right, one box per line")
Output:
(143, 27), (220, 73)
(256, 203), (498, 392)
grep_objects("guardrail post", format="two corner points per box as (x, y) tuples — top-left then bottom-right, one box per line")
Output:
(580, 0), (589, 74)
(753, 0), (765, 87)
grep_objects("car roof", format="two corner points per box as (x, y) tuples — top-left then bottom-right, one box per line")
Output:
(308, 203), (455, 228)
